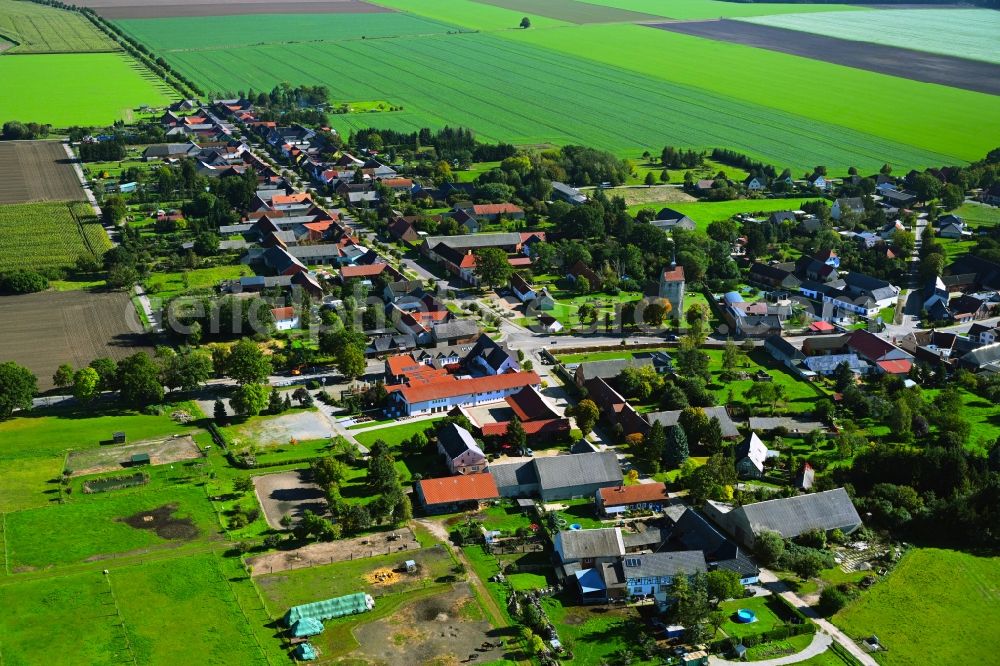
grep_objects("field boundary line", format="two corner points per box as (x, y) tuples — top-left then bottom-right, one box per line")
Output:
(215, 553), (273, 665)
(1, 513), (9, 576)
(105, 572), (139, 666)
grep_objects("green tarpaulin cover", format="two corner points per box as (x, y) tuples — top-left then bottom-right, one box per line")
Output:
(290, 617), (324, 637)
(284, 592), (374, 626)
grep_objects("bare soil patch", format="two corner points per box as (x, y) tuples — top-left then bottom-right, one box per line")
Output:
(0, 289), (151, 391)
(246, 527), (420, 575)
(66, 434), (201, 476)
(121, 503), (198, 539)
(79, 0), (393, 19)
(351, 583), (503, 666)
(252, 469), (327, 530)
(648, 20), (1000, 96)
(231, 410), (332, 447)
(617, 185), (696, 207)
(0, 141), (83, 204)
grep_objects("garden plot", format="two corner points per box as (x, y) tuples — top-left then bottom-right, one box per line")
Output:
(229, 410), (332, 447)
(66, 434), (201, 476)
(252, 469), (327, 529)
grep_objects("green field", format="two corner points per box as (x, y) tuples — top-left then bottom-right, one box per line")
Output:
(158, 30), (964, 171)
(374, 0), (571, 30)
(144, 265), (253, 300)
(835, 548), (1000, 665)
(0, 0), (117, 53)
(572, 0), (866, 20)
(353, 418), (443, 449)
(0, 405), (197, 512)
(627, 198), (824, 230)
(114, 12), (458, 52)
(742, 8), (1000, 65)
(0, 53), (174, 126)
(954, 202), (1000, 229)
(503, 24), (1000, 167)
(0, 201), (111, 273)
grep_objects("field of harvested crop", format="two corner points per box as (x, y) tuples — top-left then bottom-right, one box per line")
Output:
(567, 0), (866, 20)
(0, 201), (110, 272)
(0, 141), (83, 204)
(741, 8), (1000, 65)
(0, 0), (118, 53)
(76, 0), (391, 19)
(0, 289), (151, 392)
(474, 0), (661, 24)
(157, 30), (966, 170)
(0, 52), (174, 126)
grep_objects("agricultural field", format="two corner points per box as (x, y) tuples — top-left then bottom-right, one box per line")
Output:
(80, 0), (395, 19)
(0, 0), (118, 53)
(161, 31), (967, 171)
(0, 52), (174, 126)
(568, 0), (866, 20)
(740, 8), (1000, 65)
(0, 201), (110, 272)
(835, 548), (1000, 665)
(0, 140), (83, 204)
(0, 289), (152, 392)
(113, 12), (458, 52)
(502, 23), (1000, 167)
(473, 0), (663, 24)
(373, 0), (571, 31)
(954, 202), (1000, 229)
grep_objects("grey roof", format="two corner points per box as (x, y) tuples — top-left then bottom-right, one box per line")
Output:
(765, 335), (805, 361)
(621, 551), (707, 578)
(489, 459), (538, 490)
(844, 272), (894, 293)
(961, 342), (1000, 368)
(576, 357), (654, 382)
(646, 406), (739, 438)
(803, 353), (867, 375)
(534, 452), (622, 491)
(432, 319), (480, 341)
(556, 528), (624, 561)
(288, 245), (342, 259)
(835, 197), (865, 212)
(748, 417), (825, 434)
(423, 232), (522, 250)
(437, 423), (484, 461)
(735, 432), (767, 473)
(670, 509), (759, 580)
(622, 526), (670, 550)
(738, 488), (862, 539)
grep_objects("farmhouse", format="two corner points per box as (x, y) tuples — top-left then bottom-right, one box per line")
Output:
(415, 473), (500, 514)
(734, 432), (768, 479)
(651, 208), (696, 233)
(478, 386), (570, 440)
(489, 452), (622, 501)
(270, 306), (299, 331)
(704, 488), (863, 548)
(436, 423), (487, 475)
(669, 509), (759, 585)
(596, 482), (670, 517)
(386, 371), (541, 417)
(620, 551), (708, 598)
(646, 406), (739, 439)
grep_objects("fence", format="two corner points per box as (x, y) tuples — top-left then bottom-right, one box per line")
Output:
(83, 472), (149, 494)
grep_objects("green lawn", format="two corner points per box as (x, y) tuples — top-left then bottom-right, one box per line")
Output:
(920, 388), (1000, 451)
(143, 265), (253, 300)
(478, 502), (536, 534)
(354, 418), (443, 449)
(745, 632), (815, 661)
(0, 404), (198, 512)
(627, 198), (825, 229)
(835, 548), (1000, 666)
(542, 594), (651, 665)
(0, 53), (174, 127)
(718, 595), (787, 638)
(5, 476), (220, 569)
(557, 347), (673, 364)
(954, 202), (1000, 229)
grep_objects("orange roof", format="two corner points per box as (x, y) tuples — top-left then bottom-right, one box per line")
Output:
(508, 257), (532, 267)
(380, 178), (413, 187)
(390, 371), (540, 405)
(418, 473), (499, 506)
(662, 265), (685, 282)
(877, 359), (912, 375)
(809, 321), (835, 332)
(387, 354), (420, 377)
(271, 193), (311, 205)
(598, 483), (669, 508)
(481, 419), (570, 437)
(270, 307), (295, 321)
(303, 220), (333, 233)
(473, 203), (523, 215)
(340, 263), (387, 278)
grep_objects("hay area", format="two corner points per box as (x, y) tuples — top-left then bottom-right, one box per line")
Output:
(366, 567), (401, 587)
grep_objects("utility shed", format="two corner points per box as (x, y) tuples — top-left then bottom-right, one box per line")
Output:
(284, 593), (375, 626)
(130, 453), (150, 466)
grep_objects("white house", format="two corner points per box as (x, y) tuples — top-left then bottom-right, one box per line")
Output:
(436, 423), (488, 475)
(622, 551), (708, 597)
(270, 306), (299, 331)
(386, 371), (541, 417)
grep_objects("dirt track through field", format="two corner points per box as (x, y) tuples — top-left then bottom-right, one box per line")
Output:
(0, 289), (151, 391)
(76, 0), (393, 19)
(648, 20), (1000, 97)
(0, 141), (84, 204)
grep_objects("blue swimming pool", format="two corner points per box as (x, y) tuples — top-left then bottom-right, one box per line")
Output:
(736, 609), (757, 623)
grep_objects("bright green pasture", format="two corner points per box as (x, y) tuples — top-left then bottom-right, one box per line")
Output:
(376, 0), (570, 30)
(0, 201), (110, 273)
(627, 198), (824, 229)
(835, 548), (1000, 666)
(0, 572), (125, 665)
(0, 405), (196, 512)
(0, 53), (173, 126)
(112, 554), (266, 665)
(472, 0), (664, 23)
(0, 0), (118, 53)
(742, 9), (1000, 65)
(164, 31), (963, 170)
(143, 264), (252, 300)
(5, 478), (219, 569)
(114, 12), (458, 52)
(573, 0), (866, 20)
(503, 23), (1000, 167)
(353, 418), (443, 449)
(954, 202), (1000, 229)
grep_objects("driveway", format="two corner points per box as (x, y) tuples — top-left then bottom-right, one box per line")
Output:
(709, 632), (832, 665)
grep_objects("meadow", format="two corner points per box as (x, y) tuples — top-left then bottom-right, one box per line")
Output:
(741, 8), (1000, 65)
(372, 0), (571, 31)
(627, 198), (825, 230)
(0, 0), (117, 53)
(114, 11), (458, 52)
(143, 264), (253, 300)
(0, 53), (174, 126)
(161, 31), (958, 171)
(502, 23), (1000, 167)
(0, 201), (111, 273)
(835, 548), (1000, 665)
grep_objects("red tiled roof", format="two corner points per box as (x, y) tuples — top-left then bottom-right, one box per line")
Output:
(505, 386), (558, 422)
(270, 307), (295, 321)
(877, 359), (912, 375)
(848, 329), (898, 361)
(271, 193), (311, 205)
(473, 203), (523, 216)
(380, 178), (413, 188)
(389, 371), (540, 405)
(418, 473), (499, 506)
(480, 418), (570, 437)
(598, 482), (669, 508)
(809, 321), (835, 332)
(662, 266), (684, 282)
(387, 354), (420, 377)
(340, 263), (387, 278)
